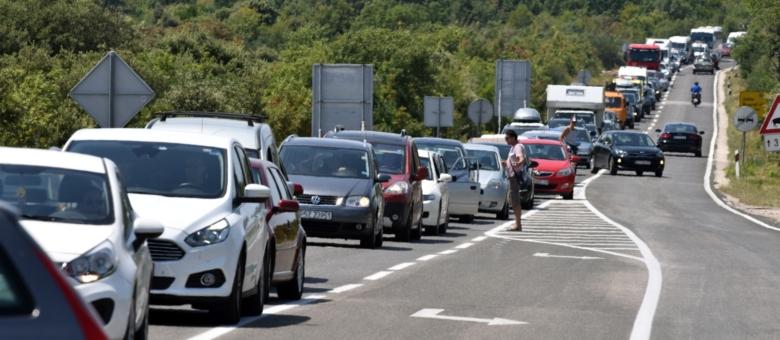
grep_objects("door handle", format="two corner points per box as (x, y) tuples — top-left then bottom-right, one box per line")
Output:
(470, 185), (477, 190)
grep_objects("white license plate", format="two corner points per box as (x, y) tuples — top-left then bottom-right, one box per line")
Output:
(300, 209), (332, 220)
(674, 136), (687, 140)
(635, 160), (652, 165)
(536, 179), (549, 185)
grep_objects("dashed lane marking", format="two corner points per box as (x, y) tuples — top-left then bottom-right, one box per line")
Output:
(329, 284), (363, 294)
(364, 271), (393, 281)
(388, 262), (416, 271)
(417, 254), (438, 261)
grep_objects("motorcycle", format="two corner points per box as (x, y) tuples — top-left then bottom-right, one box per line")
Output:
(692, 92), (701, 107)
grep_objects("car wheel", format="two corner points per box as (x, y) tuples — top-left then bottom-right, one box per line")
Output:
(562, 191), (574, 200)
(520, 189), (534, 210)
(590, 156), (599, 174)
(609, 157), (618, 175)
(695, 151), (702, 157)
(394, 213), (412, 242)
(497, 200), (509, 220)
(133, 284), (150, 340)
(241, 248), (267, 316)
(411, 213), (422, 241)
(124, 289), (137, 340)
(426, 203), (442, 235)
(655, 170), (663, 177)
(277, 246), (304, 300)
(361, 213), (379, 248)
(438, 210), (449, 234)
(212, 255), (244, 324)
(636, 170), (643, 176)
(460, 215), (474, 223)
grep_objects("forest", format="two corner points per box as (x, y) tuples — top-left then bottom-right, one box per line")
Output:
(0, 0), (777, 146)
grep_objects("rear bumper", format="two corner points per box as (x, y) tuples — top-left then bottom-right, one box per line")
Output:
(658, 142), (701, 152)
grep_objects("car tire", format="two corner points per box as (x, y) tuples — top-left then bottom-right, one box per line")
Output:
(636, 170), (643, 176)
(438, 211), (449, 234)
(411, 214), (422, 241)
(497, 200), (509, 220)
(361, 213), (380, 248)
(655, 170), (663, 177)
(520, 189), (534, 210)
(562, 191), (574, 200)
(426, 204), (442, 235)
(277, 246), (304, 300)
(460, 215), (474, 223)
(609, 157), (618, 175)
(124, 289), (137, 340)
(695, 151), (702, 157)
(242, 248), (267, 316)
(394, 213), (412, 242)
(133, 285), (150, 340)
(590, 156), (599, 174)
(212, 255), (244, 324)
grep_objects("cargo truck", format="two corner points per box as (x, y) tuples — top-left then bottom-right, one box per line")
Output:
(546, 85), (605, 135)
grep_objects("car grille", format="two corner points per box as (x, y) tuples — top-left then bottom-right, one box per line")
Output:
(298, 194), (339, 205)
(147, 239), (185, 261)
(533, 171), (553, 177)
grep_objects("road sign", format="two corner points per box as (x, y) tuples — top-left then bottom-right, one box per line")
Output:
(758, 95), (780, 135)
(467, 99), (493, 126)
(70, 51), (155, 128)
(733, 106), (758, 132)
(739, 91), (766, 116)
(312, 64), (373, 136)
(423, 96), (454, 137)
(764, 134), (780, 152)
(495, 60), (531, 119)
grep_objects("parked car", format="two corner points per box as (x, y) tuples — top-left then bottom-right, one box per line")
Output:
(655, 123), (705, 157)
(147, 112), (282, 172)
(719, 43), (733, 57)
(65, 129), (273, 324)
(0, 147), (163, 339)
(520, 139), (576, 200)
(279, 137), (387, 248)
(693, 56), (715, 75)
(415, 138), (481, 222)
(0, 203), (109, 340)
(464, 144), (510, 220)
(590, 131), (665, 177)
(417, 150), (451, 235)
(248, 159), (307, 300)
(326, 131), (425, 241)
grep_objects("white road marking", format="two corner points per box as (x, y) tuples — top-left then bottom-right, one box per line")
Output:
(455, 242), (474, 249)
(438, 249), (458, 255)
(411, 308), (527, 326)
(417, 254), (438, 261)
(388, 262), (416, 271)
(472, 236), (488, 242)
(704, 69), (780, 232)
(329, 284), (363, 294)
(533, 252), (603, 260)
(363, 271), (393, 281)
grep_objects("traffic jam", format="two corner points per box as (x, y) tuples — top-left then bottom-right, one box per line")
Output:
(0, 25), (734, 339)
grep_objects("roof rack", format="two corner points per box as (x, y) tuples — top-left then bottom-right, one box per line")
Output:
(156, 111), (266, 126)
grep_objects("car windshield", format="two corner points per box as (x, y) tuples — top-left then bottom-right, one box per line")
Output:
(553, 112), (594, 125)
(547, 119), (570, 128)
(606, 97), (622, 108)
(523, 144), (566, 161)
(670, 42), (686, 50)
(280, 146), (369, 179)
(417, 143), (466, 171)
(691, 33), (714, 44)
(372, 143), (406, 174)
(613, 133), (657, 147)
(665, 124), (698, 133)
(0, 165), (113, 224)
(693, 45), (707, 52)
(629, 49), (659, 62)
(419, 157), (434, 180)
(466, 150), (499, 171)
(623, 93), (638, 104)
(68, 141), (226, 199)
(566, 129), (592, 144)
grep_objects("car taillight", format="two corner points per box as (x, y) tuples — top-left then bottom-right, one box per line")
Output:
(660, 133), (671, 139)
(35, 250), (108, 340)
(690, 134), (702, 140)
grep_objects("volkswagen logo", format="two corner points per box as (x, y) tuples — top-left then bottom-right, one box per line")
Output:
(310, 195), (321, 205)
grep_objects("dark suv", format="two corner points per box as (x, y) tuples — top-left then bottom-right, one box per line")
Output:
(327, 131), (426, 242)
(279, 137), (389, 249)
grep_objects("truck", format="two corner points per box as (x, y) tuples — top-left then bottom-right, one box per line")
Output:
(546, 85), (605, 134)
(626, 43), (661, 70)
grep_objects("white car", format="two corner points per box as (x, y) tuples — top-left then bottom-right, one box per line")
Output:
(64, 128), (273, 324)
(418, 150), (451, 235)
(464, 143), (510, 220)
(0, 147), (164, 339)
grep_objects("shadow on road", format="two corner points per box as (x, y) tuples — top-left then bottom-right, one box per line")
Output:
(410, 238), (453, 244)
(242, 314), (311, 329)
(150, 308), (220, 328)
(307, 241), (413, 251)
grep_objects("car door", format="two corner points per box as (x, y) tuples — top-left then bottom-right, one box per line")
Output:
(267, 167), (298, 274)
(593, 134), (610, 167)
(232, 145), (263, 289)
(434, 154), (449, 224)
(446, 148), (480, 216)
(409, 142), (424, 226)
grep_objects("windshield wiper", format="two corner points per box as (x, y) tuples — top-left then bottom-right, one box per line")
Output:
(21, 214), (60, 222)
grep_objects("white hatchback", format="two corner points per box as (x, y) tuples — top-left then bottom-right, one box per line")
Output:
(65, 128), (273, 324)
(418, 150), (451, 235)
(0, 147), (163, 339)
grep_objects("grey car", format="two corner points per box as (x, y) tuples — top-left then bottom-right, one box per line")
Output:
(693, 57), (715, 75)
(279, 137), (388, 249)
(465, 144), (510, 220)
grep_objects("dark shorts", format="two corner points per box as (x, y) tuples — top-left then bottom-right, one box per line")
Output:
(509, 176), (522, 206)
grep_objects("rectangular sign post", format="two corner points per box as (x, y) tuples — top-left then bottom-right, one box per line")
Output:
(495, 60), (531, 133)
(423, 96), (454, 137)
(312, 64), (373, 137)
(739, 91), (767, 116)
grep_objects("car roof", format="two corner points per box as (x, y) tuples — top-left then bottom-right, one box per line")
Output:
(663, 122), (697, 127)
(520, 138), (564, 146)
(414, 137), (463, 147)
(463, 143), (499, 152)
(68, 128), (236, 149)
(148, 117), (270, 149)
(0, 147), (106, 174)
(282, 136), (370, 151)
(329, 130), (407, 145)
(606, 130), (648, 135)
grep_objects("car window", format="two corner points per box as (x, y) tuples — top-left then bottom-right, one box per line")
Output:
(613, 134), (657, 147)
(419, 157), (434, 180)
(523, 144), (567, 161)
(264, 167), (282, 205)
(231, 150), (246, 197)
(69, 141), (226, 199)
(270, 168), (291, 200)
(417, 144), (467, 171)
(606, 97), (622, 108)
(466, 150), (499, 171)
(665, 124), (697, 133)
(115, 170), (134, 242)
(373, 143), (406, 174)
(0, 164), (114, 225)
(234, 146), (253, 188)
(0, 247), (34, 315)
(280, 146), (370, 179)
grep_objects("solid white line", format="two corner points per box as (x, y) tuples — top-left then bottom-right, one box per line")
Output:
(329, 284), (363, 294)
(705, 69), (780, 232)
(364, 271), (393, 281)
(455, 242), (474, 249)
(438, 249), (458, 255)
(388, 262), (416, 271)
(472, 236), (488, 242)
(417, 254), (438, 261)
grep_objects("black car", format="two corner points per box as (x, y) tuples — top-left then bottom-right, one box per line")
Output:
(655, 123), (705, 157)
(279, 137), (389, 249)
(590, 131), (665, 177)
(550, 127), (594, 169)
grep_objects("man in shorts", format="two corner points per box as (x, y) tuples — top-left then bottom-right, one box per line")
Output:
(503, 130), (525, 231)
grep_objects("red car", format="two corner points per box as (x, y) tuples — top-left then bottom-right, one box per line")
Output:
(520, 139), (576, 200)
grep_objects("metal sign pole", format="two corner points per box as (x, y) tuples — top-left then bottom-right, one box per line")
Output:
(436, 98), (441, 137)
(107, 52), (114, 128)
(742, 131), (747, 165)
(477, 100), (483, 134)
(497, 62), (502, 134)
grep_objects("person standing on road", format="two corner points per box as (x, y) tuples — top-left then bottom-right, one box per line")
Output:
(559, 118), (576, 146)
(503, 130), (525, 231)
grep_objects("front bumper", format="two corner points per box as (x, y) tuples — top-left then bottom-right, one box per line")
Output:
(300, 204), (374, 239)
(532, 175), (575, 195)
(75, 272), (134, 339)
(615, 156), (665, 171)
(478, 185), (508, 213)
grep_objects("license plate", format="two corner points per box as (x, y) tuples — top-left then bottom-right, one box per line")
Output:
(300, 209), (332, 220)
(536, 179), (549, 185)
(674, 136), (687, 140)
(635, 160), (651, 165)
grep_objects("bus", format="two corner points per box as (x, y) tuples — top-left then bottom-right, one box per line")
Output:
(626, 44), (661, 70)
(690, 26), (722, 49)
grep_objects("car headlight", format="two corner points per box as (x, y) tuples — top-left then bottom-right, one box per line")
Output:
(65, 240), (117, 284)
(557, 168), (573, 177)
(345, 196), (370, 207)
(615, 149), (627, 157)
(487, 178), (502, 189)
(384, 182), (409, 195)
(185, 219), (230, 247)
(423, 194), (435, 201)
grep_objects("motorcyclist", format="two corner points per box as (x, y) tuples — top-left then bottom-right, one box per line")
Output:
(691, 82), (702, 105)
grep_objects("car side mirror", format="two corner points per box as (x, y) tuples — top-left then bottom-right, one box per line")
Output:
(288, 182), (304, 196)
(376, 173), (391, 183)
(655, 129), (662, 133)
(416, 166), (428, 181)
(276, 199), (300, 213)
(133, 217), (164, 249)
(529, 160), (539, 168)
(439, 173), (453, 183)
(699, 131), (705, 135)
(239, 184), (271, 203)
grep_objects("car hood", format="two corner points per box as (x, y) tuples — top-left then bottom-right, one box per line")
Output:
(20, 220), (114, 263)
(289, 175), (373, 197)
(614, 146), (662, 154)
(129, 194), (229, 232)
(530, 158), (571, 173)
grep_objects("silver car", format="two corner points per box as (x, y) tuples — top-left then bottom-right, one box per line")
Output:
(464, 144), (510, 220)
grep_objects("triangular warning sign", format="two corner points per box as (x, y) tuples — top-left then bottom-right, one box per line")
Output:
(759, 94), (780, 135)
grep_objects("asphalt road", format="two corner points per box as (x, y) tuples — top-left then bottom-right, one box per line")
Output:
(148, 60), (780, 340)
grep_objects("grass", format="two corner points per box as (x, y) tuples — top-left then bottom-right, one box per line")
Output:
(721, 70), (780, 207)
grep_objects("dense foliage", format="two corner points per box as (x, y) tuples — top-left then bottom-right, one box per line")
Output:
(0, 0), (776, 146)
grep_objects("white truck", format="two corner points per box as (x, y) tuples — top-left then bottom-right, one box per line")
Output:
(546, 85), (605, 134)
